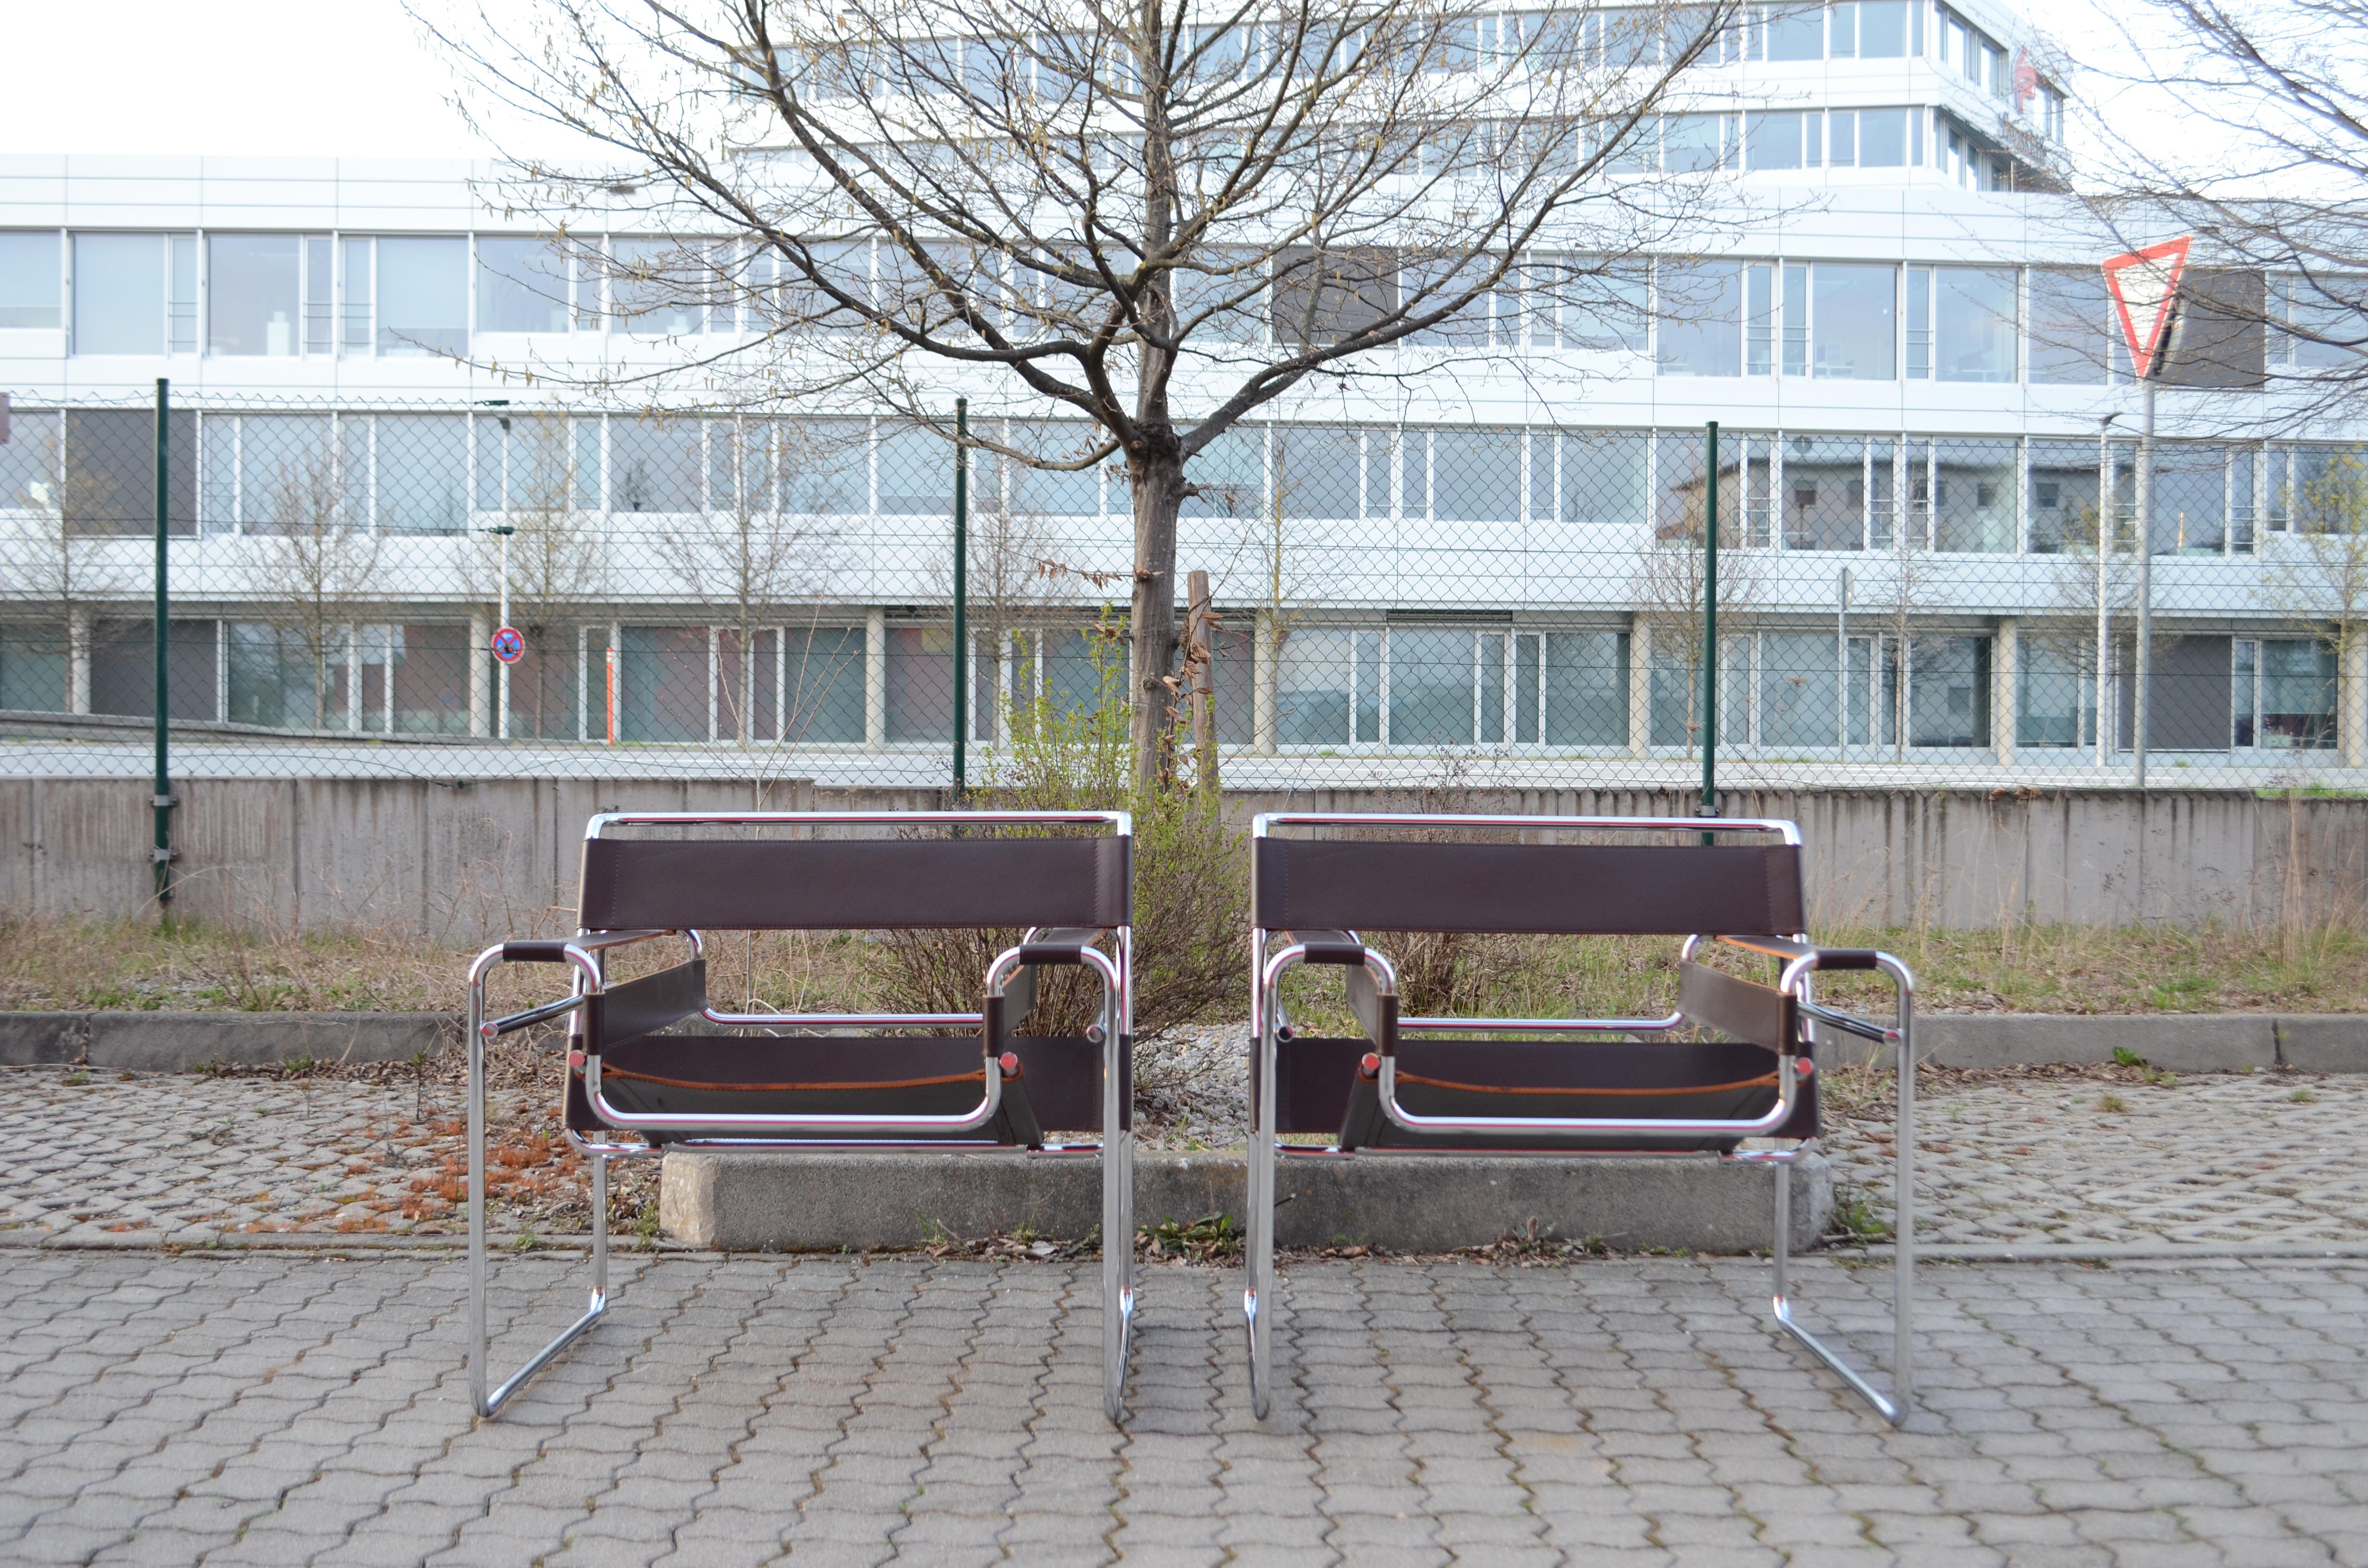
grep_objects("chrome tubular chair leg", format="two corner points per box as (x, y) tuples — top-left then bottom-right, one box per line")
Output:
(467, 947), (620, 1420)
(1768, 963), (1915, 1427)
(1245, 958), (1278, 1421)
(1102, 977), (1135, 1426)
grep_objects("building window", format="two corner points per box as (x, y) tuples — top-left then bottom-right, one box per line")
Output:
(2028, 440), (2102, 554)
(477, 238), (575, 333)
(1802, 262), (1898, 380)
(1932, 440), (2018, 552)
(0, 232), (61, 329)
(374, 414), (470, 532)
(1933, 265), (2017, 381)
(1663, 113), (1735, 173)
(373, 236), (467, 356)
(1856, 0), (1916, 56)
(2234, 639), (2337, 749)
(71, 232), (195, 355)
(1656, 262), (1751, 377)
(2028, 268), (2110, 384)
(1763, 4), (1825, 59)
(207, 234), (309, 357)
(1746, 110), (1810, 170)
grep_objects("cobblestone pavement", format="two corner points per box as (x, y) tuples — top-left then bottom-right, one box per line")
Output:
(1821, 1070), (2368, 1253)
(4, 1250), (2365, 1566)
(0, 1072), (574, 1245)
(8, 1064), (2368, 1256)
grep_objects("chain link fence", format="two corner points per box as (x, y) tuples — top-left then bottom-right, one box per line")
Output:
(2, 390), (2363, 793)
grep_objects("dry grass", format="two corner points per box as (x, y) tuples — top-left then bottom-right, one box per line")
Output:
(8, 913), (2368, 1021)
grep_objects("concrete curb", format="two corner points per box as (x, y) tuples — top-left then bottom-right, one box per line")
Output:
(0, 1011), (455, 1070)
(1819, 1013), (2368, 1073)
(659, 1148), (1833, 1257)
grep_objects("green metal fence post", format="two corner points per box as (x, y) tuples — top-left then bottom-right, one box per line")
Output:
(152, 378), (174, 908)
(1700, 420), (1719, 842)
(951, 398), (969, 803)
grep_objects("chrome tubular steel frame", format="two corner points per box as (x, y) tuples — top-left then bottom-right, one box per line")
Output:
(465, 934), (666, 1420)
(1241, 813), (1914, 1426)
(467, 808), (1135, 1421)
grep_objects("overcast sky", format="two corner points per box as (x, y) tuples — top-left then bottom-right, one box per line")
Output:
(0, 0), (561, 160)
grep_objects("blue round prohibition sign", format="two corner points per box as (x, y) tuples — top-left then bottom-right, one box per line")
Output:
(492, 626), (526, 665)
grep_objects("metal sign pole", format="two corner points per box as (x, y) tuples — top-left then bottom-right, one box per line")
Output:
(152, 378), (174, 909)
(1700, 421), (1720, 840)
(951, 398), (969, 803)
(2135, 373), (2156, 789)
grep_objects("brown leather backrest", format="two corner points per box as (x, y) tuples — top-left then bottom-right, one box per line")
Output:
(579, 834), (1130, 931)
(1254, 838), (1803, 935)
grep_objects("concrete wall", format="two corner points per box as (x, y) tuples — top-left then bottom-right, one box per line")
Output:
(7, 776), (2367, 937)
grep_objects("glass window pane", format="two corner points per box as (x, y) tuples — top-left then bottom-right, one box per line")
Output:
(2028, 440), (2099, 554)
(341, 237), (373, 353)
(1277, 628), (1351, 745)
(1275, 426), (1360, 519)
(208, 235), (302, 356)
(1543, 631), (1627, 743)
(1780, 435), (1866, 550)
(1908, 635), (1988, 746)
(1553, 257), (1649, 352)
(611, 237), (715, 336)
(1182, 426), (1261, 517)
(1389, 628), (1474, 745)
(1811, 263), (1896, 379)
(376, 236), (468, 356)
(2259, 641), (2336, 748)
(2028, 269), (2109, 384)
(1043, 627), (1117, 714)
(1656, 262), (1742, 376)
(1859, 0), (1909, 54)
(1561, 431), (1648, 527)
(0, 232), (61, 329)
(375, 415), (469, 532)
(1856, 106), (1910, 165)
(72, 233), (162, 354)
(1664, 113), (1729, 173)
(784, 420), (868, 514)
(477, 237), (572, 332)
(238, 416), (335, 531)
(1759, 633), (1840, 747)
(1006, 423), (1100, 516)
(885, 625), (953, 740)
(2018, 640), (2091, 747)
(1432, 430), (1520, 522)
(2154, 445), (2231, 554)
(1936, 265), (2016, 381)
(1747, 111), (1803, 169)
(1933, 440), (2017, 551)
(1765, 8), (1823, 58)
(782, 626), (866, 742)
(613, 417), (704, 512)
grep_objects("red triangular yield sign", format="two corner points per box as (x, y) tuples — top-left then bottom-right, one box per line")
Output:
(2101, 237), (2191, 380)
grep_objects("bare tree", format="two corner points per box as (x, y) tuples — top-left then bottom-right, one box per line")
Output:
(425, 0), (1741, 786)
(1632, 482), (1761, 765)
(469, 414), (606, 738)
(655, 417), (846, 745)
(252, 439), (381, 731)
(2071, 0), (2368, 420)
(0, 420), (123, 712)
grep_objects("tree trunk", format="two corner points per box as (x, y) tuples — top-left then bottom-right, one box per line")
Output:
(1126, 443), (1186, 792)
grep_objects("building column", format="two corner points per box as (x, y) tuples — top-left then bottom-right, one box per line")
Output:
(864, 608), (887, 750)
(469, 610), (493, 738)
(1994, 617), (2019, 768)
(1253, 610), (1279, 756)
(66, 608), (91, 715)
(2345, 634), (2368, 769)
(1627, 619), (1653, 759)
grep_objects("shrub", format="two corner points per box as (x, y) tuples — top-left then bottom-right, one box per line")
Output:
(877, 622), (1245, 1038)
